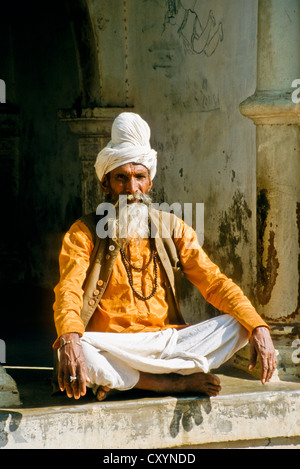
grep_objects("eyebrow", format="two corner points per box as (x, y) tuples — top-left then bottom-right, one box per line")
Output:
(113, 169), (149, 177)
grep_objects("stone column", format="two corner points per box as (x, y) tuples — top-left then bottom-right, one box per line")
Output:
(58, 107), (129, 214)
(239, 0), (300, 380)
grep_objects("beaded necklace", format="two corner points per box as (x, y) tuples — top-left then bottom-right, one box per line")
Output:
(120, 246), (158, 300)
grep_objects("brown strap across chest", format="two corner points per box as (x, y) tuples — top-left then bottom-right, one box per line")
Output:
(79, 208), (185, 328)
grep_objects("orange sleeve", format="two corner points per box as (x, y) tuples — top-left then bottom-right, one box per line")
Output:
(53, 220), (94, 348)
(174, 218), (269, 336)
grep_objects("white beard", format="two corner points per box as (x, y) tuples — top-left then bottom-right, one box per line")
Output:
(108, 194), (151, 245)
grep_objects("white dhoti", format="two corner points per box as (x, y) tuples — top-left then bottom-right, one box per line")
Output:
(81, 314), (248, 392)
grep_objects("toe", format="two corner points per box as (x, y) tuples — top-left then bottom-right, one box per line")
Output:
(96, 386), (110, 401)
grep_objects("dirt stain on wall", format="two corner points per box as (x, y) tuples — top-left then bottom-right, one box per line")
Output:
(256, 189), (279, 306)
(216, 190), (252, 284)
(295, 202), (300, 317)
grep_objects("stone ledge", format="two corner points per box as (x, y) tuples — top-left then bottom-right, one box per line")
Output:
(239, 90), (300, 125)
(58, 107), (134, 136)
(0, 367), (21, 408)
(1, 368), (300, 449)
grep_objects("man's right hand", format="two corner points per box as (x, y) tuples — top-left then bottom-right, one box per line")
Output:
(58, 332), (90, 399)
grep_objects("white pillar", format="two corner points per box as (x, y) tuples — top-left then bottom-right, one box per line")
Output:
(240, 0), (300, 380)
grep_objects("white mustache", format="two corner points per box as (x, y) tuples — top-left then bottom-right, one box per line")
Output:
(114, 192), (152, 207)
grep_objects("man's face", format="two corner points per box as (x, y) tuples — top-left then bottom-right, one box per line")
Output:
(101, 163), (152, 203)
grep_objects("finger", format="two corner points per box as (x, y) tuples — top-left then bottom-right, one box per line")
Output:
(266, 357), (274, 382)
(58, 373), (65, 392)
(263, 366), (271, 383)
(260, 357), (269, 384)
(73, 373), (85, 399)
(261, 350), (278, 383)
(58, 367), (67, 392)
(78, 380), (87, 397)
(265, 356), (278, 382)
(65, 381), (74, 398)
(65, 371), (77, 398)
(248, 343), (257, 370)
(71, 379), (81, 399)
(77, 363), (90, 396)
(78, 374), (90, 397)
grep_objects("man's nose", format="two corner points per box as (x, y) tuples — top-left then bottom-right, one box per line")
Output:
(126, 176), (139, 194)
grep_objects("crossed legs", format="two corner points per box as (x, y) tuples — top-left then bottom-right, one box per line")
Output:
(89, 315), (248, 401)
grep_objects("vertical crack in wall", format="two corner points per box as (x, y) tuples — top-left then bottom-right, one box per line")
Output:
(257, 189), (279, 305)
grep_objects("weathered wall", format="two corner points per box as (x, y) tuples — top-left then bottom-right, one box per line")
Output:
(92, 0), (258, 323)
(240, 0), (300, 338)
(0, 1), (82, 288)
(1, 1), (259, 337)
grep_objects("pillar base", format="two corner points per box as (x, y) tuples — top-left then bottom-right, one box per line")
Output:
(0, 366), (22, 408)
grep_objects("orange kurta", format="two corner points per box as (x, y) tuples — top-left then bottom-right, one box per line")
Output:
(53, 217), (269, 347)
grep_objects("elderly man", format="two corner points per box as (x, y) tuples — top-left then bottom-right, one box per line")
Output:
(53, 112), (277, 401)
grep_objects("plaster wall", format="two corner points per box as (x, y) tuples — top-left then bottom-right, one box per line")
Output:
(1, 1), (260, 336)
(92, 0), (258, 323)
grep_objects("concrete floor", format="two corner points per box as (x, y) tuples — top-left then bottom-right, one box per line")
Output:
(3, 364), (300, 407)
(1, 365), (300, 449)
(2, 290), (299, 449)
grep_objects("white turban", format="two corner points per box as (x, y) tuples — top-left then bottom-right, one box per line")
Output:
(94, 112), (157, 182)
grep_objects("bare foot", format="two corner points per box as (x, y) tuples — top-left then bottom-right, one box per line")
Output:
(178, 372), (222, 396)
(136, 372), (222, 397)
(96, 372), (221, 401)
(96, 385), (113, 401)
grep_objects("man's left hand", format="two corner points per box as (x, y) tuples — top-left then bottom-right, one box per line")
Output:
(249, 326), (278, 384)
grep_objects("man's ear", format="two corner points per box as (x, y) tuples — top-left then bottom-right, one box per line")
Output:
(148, 170), (153, 191)
(100, 174), (110, 194)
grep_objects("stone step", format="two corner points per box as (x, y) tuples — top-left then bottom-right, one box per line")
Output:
(0, 367), (299, 449)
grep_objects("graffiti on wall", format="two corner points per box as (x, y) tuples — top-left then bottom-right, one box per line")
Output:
(164, 0), (223, 56)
